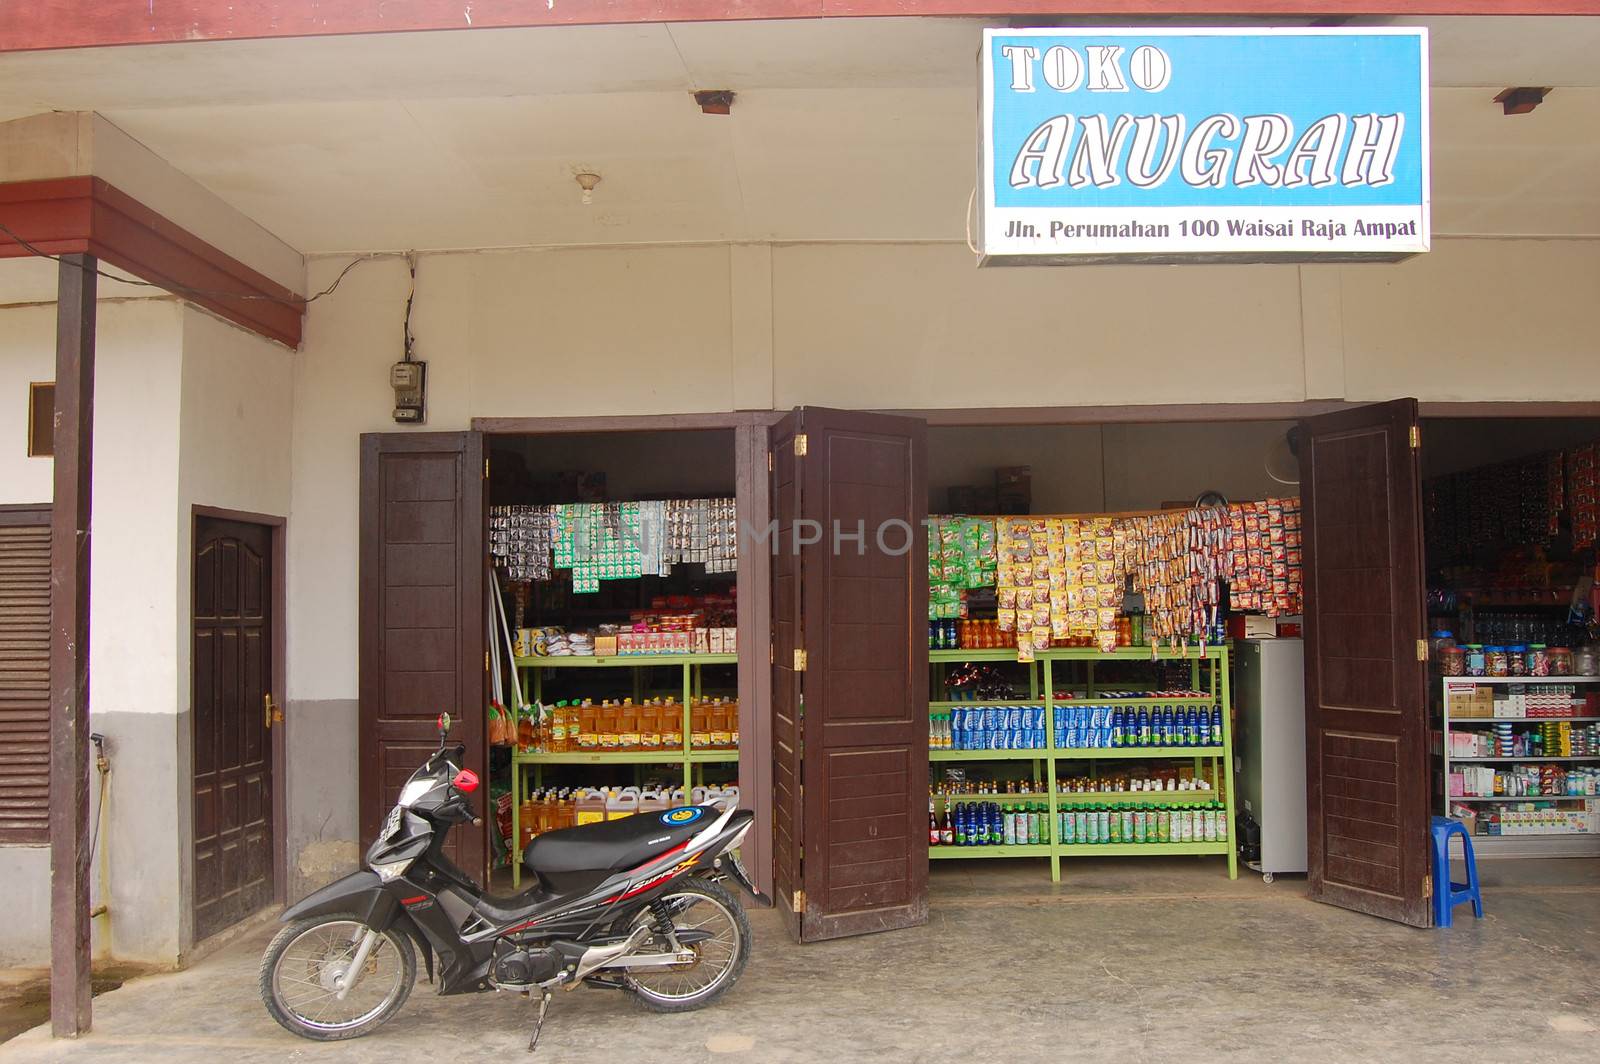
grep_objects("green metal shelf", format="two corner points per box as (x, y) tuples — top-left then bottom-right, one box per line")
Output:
(1048, 696), (1217, 706)
(1053, 790), (1224, 804)
(1053, 746), (1226, 760)
(929, 646), (1226, 663)
(1055, 842), (1231, 856)
(928, 649), (1025, 662)
(929, 749), (1047, 761)
(929, 844), (1052, 859)
(515, 751), (685, 765)
(926, 643), (1237, 884)
(509, 652), (738, 888)
(513, 749), (739, 765)
(514, 653), (739, 668)
(933, 792), (1051, 802)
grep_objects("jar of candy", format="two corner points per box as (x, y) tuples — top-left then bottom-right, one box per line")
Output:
(1549, 647), (1574, 676)
(1464, 644), (1487, 677)
(1575, 645), (1600, 678)
(1507, 644), (1529, 677)
(1429, 630), (1456, 660)
(1485, 646), (1510, 677)
(1527, 644), (1550, 677)
(1439, 645), (1466, 677)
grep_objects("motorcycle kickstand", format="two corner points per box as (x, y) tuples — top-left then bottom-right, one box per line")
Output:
(527, 988), (553, 1054)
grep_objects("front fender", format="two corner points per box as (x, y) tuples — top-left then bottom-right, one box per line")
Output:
(281, 870), (400, 930)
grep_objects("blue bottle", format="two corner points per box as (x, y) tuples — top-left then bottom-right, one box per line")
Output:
(1162, 707), (1176, 746)
(1184, 707), (1198, 746)
(1137, 708), (1151, 747)
(1111, 708), (1125, 748)
(1210, 706), (1223, 746)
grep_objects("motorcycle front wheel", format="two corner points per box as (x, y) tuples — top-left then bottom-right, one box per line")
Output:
(619, 877), (751, 1013)
(259, 914), (416, 1041)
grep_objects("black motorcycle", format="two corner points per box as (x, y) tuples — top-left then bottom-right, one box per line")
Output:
(259, 714), (757, 1050)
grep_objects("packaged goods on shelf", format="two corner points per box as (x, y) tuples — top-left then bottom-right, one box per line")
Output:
(491, 497), (736, 589)
(928, 517), (998, 620)
(1450, 764), (1600, 799)
(1479, 802), (1598, 837)
(1572, 443), (1597, 550)
(931, 706), (1047, 751)
(512, 696), (739, 755)
(1053, 704), (1221, 750)
(489, 504), (556, 580)
(931, 778), (1048, 796)
(929, 799), (1048, 848)
(1056, 773), (1215, 795)
(1425, 447), (1569, 564)
(1056, 802), (1229, 846)
(516, 620), (736, 659)
(926, 499), (1302, 658)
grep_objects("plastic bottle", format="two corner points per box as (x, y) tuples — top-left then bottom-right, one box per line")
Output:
(1137, 708), (1151, 747)
(711, 700), (733, 749)
(578, 702), (598, 750)
(619, 704), (640, 752)
(1210, 706), (1223, 746)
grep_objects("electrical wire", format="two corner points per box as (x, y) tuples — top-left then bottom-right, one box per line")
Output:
(0, 218), (394, 307)
(402, 251), (417, 361)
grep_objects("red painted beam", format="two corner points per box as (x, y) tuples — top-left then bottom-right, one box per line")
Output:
(1, 1), (1595, 53)
(0, 177), (303, 348)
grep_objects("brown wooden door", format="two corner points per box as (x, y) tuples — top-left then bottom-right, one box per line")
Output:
(1299, 399), (1432, 927)
(0, 507), (52, 844)
(359, 432), (487, 881)
(192, 517), (275, 939)
(770, 407), (928, 942)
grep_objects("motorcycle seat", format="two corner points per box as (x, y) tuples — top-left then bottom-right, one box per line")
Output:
(522, 805), (718, 878)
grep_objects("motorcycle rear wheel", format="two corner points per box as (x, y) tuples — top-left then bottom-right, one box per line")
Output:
(619, 877), (751, 1013)
(259, 914), (416, 1041)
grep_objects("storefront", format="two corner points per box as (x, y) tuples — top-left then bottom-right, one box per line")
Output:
(1, 5), (1597, 1012)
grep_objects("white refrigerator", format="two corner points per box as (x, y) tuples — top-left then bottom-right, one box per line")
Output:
(1235, 638), (1308, 880)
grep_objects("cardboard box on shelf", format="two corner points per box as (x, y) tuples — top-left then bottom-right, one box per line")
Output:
(593, 634), (617, 657)
(1445, 682), (1493, 719)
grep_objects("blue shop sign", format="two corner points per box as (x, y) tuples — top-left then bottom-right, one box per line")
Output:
(979, 28), (1429, 264)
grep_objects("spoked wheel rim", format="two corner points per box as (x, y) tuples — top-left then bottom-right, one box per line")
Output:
(270, 920), (407, 1032)
(625, 890), (743, 1004)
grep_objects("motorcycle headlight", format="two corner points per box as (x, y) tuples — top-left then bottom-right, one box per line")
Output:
(370, 858), (414, 882)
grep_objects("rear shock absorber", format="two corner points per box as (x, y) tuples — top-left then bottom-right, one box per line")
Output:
(648, 897), (676, 937)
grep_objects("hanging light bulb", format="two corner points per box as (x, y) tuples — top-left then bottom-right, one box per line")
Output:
(575, 172), (601, 206)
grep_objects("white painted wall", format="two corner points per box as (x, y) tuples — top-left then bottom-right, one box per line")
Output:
(0, 299), (295, 966)
(0, 302), (54, 505)
(173, 306), (294, 953)
(286, 236), (1600, 707)
(0, 297), (186, 965)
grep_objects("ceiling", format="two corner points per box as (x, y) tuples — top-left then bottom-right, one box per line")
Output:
(0, 16), (1597, 254)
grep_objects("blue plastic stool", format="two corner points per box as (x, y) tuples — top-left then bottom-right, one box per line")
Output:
(1430, 816), (1484, 927)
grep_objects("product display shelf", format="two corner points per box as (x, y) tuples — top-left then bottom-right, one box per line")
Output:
(1057, 789), (1223, 804)
(1438, 675), (1600, 858)
(1056, 842), (1230, 857)
(1448, 675), (1600, 684)
(929, 844), (1052, 860)
(928, 644), (1237, 883)
(510, 653), (740, 886)
(513, 652), (739, 669)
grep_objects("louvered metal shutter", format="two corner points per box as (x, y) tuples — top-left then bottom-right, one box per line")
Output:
(0, 509), (51, 843)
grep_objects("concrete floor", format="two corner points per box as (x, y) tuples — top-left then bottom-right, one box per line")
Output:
(3, 857), (1597, 1063)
